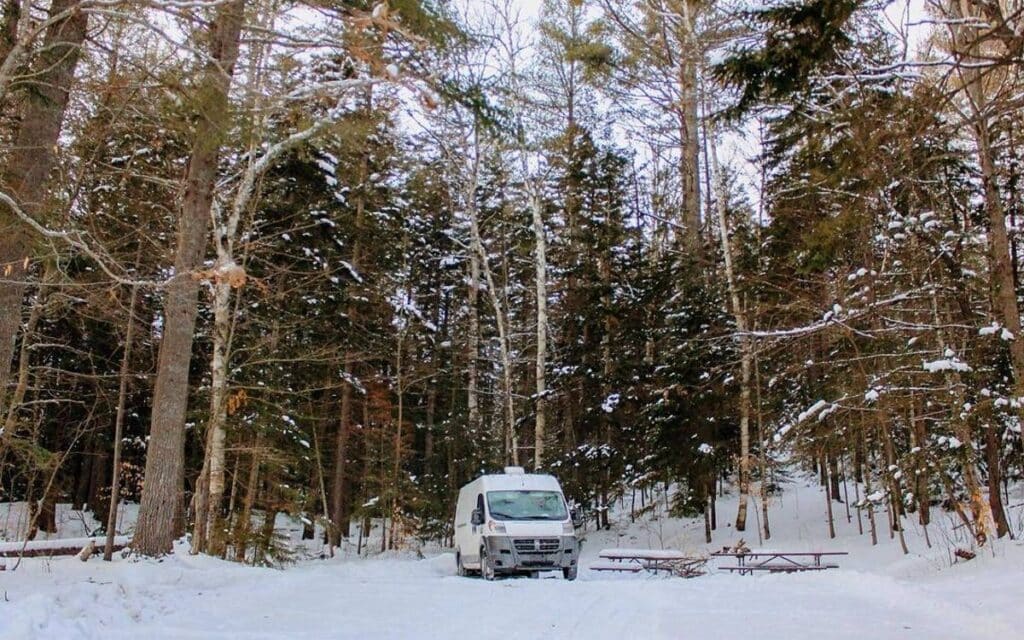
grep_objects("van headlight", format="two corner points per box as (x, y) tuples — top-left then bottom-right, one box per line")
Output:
(563, 521), (574, 534)
(487, 520), (506, 533)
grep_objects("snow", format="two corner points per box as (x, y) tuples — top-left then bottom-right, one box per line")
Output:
(923, 359), (971, 373)
(598, 548), (687, 560)
(816, 403), (839, 421)
(2, 480), (1022, 639)
(979, 324), (999, 336)
(938, 436), (963, 449)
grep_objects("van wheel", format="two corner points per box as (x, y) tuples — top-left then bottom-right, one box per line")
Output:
(480, 547), (496, 581)
(456, 551), (467, 577)
(563, 565), (577, 581)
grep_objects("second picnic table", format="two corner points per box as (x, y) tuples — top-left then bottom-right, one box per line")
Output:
(711, 550), (848, 575)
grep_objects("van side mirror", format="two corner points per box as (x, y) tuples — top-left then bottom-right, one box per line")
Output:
(471, 509), (484, 526)
(571, 509), (582, 528)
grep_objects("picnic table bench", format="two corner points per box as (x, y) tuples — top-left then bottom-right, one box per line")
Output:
(711, 550), (848, 575)
(591, 549), (707, 578)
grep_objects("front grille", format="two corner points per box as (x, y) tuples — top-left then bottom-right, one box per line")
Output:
(513, 538), (560, 554)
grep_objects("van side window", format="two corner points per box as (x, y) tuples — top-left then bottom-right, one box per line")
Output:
(476, 494), (485, 519)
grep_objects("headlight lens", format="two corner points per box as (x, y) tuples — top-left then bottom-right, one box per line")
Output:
(487, 520), (506, 533)
(563, 521), (575, 534)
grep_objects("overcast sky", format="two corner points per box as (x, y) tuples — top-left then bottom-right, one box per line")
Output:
(513, 0), (542, 19)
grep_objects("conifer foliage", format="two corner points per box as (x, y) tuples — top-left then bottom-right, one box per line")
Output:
(0, 0), (1021, 561)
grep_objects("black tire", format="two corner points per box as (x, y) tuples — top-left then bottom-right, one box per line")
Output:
(481, 547), (496, 581)
(563, 565), (578, 581)
(456, 551), (467, 577)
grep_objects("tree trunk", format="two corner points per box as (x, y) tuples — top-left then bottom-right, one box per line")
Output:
(330, 94), (370, 546)
(828, 454), (842, 502)
(134, 0), (246, 557)
(678, 69), (701, 258)
(754, 357), (770, 540)
(390, 318), (406, 551)
(466, 126), (516, 464)
(531, 188), (548, 470)
(105, 279), (139, 561)
(424, 374), (436, 466)
(952, 10), (1024, 539)
(0, 0), (87, 418)
(977, 120), (1024, 389)
(72, 443), (93, 511)
(330, 362), (353, 547)
(599, 249), (614, 529)
(875, 411), (908, 554)
(38, 482), (58, 535)
(908, 394), (931, 526)
(255, 507), (277, 567)
(88, 443), (109, 516)
(0, 276), (46, 459)
(234, 439), (261, 563)
(860, 420), (877, 545)
(708, 122), (752, 532)
(197, 277), (234, 555)
(0, 0), (19, 71)
(311, 418), (331, 547)
(673, 1), (703, 261)
(984, 421), (1011, 538)
(931, 291), (992, 545)
(823, 449), (836, 539)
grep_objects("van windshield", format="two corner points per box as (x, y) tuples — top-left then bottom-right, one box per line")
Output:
(486, 491), (568, 521)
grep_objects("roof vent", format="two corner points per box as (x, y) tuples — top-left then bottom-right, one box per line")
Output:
(503, 466), (525, 475)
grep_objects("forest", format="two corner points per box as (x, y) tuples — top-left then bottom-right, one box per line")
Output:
(0, 0), (1022, 569)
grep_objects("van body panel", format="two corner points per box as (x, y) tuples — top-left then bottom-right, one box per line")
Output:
(454, 471), (580, 577)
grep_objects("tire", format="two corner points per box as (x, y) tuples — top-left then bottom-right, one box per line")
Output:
(563, 565), (577, 581)
(456, 551), (467, 577)
(481, 547), (496, 581)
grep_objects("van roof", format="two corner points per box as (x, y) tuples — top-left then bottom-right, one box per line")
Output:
(471, 473), (563, 492)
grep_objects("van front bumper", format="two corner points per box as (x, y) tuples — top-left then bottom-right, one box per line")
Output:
(484, 535), (579, 573)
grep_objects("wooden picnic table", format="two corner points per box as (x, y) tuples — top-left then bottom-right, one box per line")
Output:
(711, 550), (848, 575)
(591, 548), (707, 577)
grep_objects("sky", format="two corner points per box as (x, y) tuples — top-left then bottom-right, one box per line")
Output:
(516, 0), (543, 17)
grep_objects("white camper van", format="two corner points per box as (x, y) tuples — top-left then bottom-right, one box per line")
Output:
(453, 467), (581, 580)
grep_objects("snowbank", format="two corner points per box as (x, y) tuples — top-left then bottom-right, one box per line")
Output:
(1, 479), (1021, 639)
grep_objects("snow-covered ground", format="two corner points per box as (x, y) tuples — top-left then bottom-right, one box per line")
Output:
(2, 478), (1022, 639)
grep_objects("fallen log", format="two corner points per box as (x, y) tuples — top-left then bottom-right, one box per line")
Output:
(0, 536), (130, 559)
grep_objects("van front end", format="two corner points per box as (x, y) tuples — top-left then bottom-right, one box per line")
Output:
(455, 468), (583, 580)
(483, 534), (580, 577)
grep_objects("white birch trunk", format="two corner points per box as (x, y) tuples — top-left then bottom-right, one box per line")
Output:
(530, 188), (548, 469)
(466, 127), (517, 464)
(707, 123), (753, 532)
